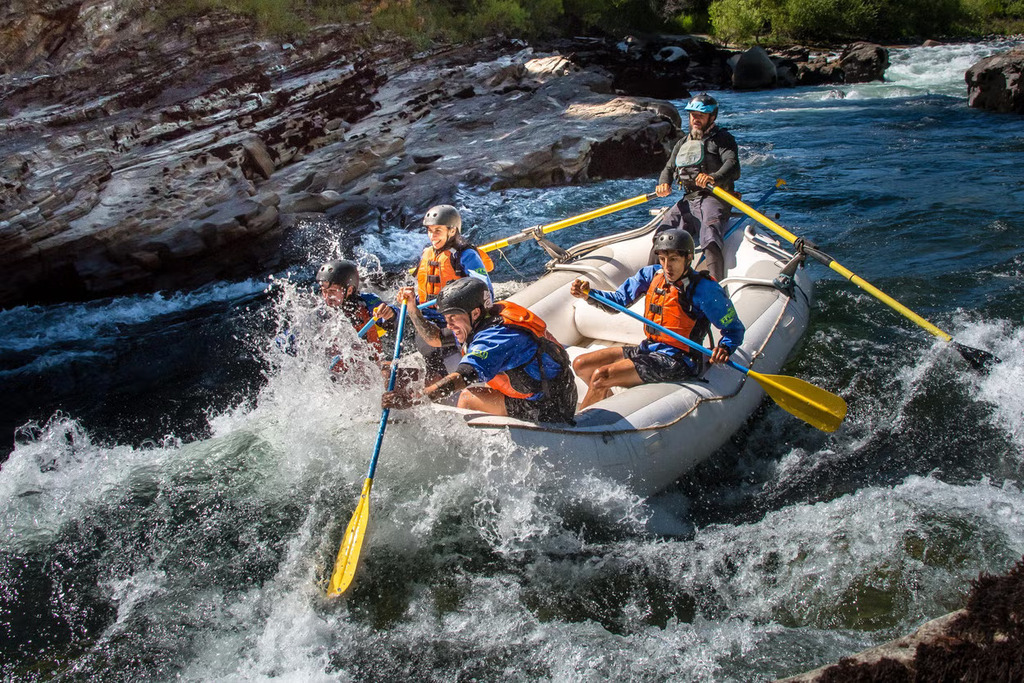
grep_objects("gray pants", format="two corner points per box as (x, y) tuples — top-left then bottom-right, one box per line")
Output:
(655, 194), (731, 280)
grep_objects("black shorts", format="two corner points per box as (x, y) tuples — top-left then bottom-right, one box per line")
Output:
(624, 345), (696, 383)
(503, 374), (578, 424)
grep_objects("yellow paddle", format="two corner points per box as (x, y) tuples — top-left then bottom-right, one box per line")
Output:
(478, 192), (658, 253)
(708, 184), (1000, 372)
(326, 301), (409, 597)
(588, 291), (847, 432)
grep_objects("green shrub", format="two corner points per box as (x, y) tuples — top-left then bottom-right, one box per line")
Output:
(708, 0), (771, 43)
(469, 0), (531, 34)
(670, 11), (711, 33)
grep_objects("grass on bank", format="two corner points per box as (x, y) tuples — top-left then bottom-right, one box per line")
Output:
(161, 0), (1024, 45)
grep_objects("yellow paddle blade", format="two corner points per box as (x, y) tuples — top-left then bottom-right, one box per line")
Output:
(748, 370), (848, 433)
(326, 478), (374, 598)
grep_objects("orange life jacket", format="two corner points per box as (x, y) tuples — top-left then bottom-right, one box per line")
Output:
(349, 302), (383, 352)
(478, 301), (571, 400)
(644, 270), (712, 350)
(415, 243), (495, 301)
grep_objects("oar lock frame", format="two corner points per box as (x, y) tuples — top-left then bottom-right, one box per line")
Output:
(503, 224), (570, 262)
(772, 237), (818, 294)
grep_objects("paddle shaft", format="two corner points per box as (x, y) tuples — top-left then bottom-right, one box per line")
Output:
(478, 192), (658, 252)
(367, 301), (409, 478)
(709, 185), (955, 342)
(327, 301), (409, 597)
(357, 299), (435, 339)
(722, 180), (786, 241)
(587, 291), (846, 432)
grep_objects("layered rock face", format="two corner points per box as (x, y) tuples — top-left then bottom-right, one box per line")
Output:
(0, 5), (679, 308)
(966, 46), (1024, 113)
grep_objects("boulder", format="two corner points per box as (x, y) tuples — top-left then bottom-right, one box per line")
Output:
(966, 47), (1024, 114)
(840, 42), (889, 83)
(731, 46), (777, 90)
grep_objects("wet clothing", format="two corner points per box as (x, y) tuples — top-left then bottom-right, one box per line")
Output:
(455, 302), (577, 423)
(346, 293), (395, 351)
(587, 264), (745, 377)
(656, 125), (740, 264)
(624, 345), (694, 383)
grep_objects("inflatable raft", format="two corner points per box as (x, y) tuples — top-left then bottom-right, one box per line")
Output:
(435, 207), (813, 497)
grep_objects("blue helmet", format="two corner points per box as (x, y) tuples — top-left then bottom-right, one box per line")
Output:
(683, 92), (718, 115)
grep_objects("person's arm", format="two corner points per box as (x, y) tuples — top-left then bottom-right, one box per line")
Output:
(576, 266), (655, 311)
(391, 286), (447, 347)
(382, 365), (478, 408)
(694, 279), (745, 363)
(362, 293), (397, 332)
(658, 138), (685, 188)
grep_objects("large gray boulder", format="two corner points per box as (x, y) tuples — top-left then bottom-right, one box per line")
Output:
(966, 47), (1024, 114)
(839, 42), (889, 83)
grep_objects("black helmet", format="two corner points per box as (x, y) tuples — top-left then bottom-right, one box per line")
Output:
(652, 228), (695, 255)
(316, 260), (360, 289)
(436, 277), (491, 317)
(683, 92), (718, 115)
(422, 204), (462, 231)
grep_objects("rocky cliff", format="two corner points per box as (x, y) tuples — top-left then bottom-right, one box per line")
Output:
(1, 5), (684, 308)
(0, 1), (891, 309)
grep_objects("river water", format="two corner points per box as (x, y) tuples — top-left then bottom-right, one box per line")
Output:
(2, 40), (1023, 680)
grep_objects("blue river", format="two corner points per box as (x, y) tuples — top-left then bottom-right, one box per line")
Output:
(1, 39), (1023, 680)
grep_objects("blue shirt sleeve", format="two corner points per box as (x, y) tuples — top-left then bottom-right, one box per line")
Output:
(458, 326), (531, 383)
(591, 265), (659, 307)
(458, 326), (560, 399)
(692, 278), (745, 351)
(459, 249), (495, 298)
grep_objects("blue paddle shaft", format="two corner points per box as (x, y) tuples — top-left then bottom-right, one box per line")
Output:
(365, 301), (409, 480)
(357, 298), (436, 339)
(587, 291), (748, 376)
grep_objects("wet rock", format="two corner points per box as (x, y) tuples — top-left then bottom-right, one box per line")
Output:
(731, 46), (777, 90)
(0, 9), (681, 308)
(779, 555), (1024, 682)
(966, 47), (1024, 114)
(839, 42), (889, 83)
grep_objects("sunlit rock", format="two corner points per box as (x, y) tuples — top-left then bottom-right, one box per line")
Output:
(966, 47), (1024, 114)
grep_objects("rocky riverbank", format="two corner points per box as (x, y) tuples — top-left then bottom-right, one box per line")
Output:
(0, 0), (898, 309)
(779, 556), (1024, 681)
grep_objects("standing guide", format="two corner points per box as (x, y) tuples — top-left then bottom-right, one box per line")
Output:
(382, 278), (577, 424)
(655, 93), (740, 281)
(569, 229), (745, 409)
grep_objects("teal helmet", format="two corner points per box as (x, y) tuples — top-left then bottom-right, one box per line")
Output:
(684, 92), (718, 115)
(652, 228), (695, 255)
(436, 277), (491, 317)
